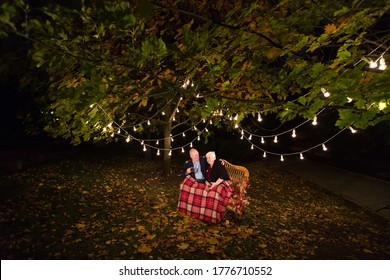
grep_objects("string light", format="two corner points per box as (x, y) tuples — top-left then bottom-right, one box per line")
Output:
(322, 143), (328, 151)
(273, 136), (278, 143)
(292, 129), (296, 138)
(169, 150), (172, 156)
(379, 57), (387, 70)
(280, 155), (284, 161)
(143, 145), (147, 151)
(321, 87), (330, 97)
(300, 153), (304, 160)
(181, 147), (185, 153)
(117, 128), (121, 134)
(107, 121), (113, 128)
(263, 152), (267, 158)
(347, 97), (353, 103)
(126, 136), (131, 142)
(312, 116), (318, 125)
(156, 140), (159, 145)
(111, 133), (114, 137)
(349, 126), (357, 133)
(197, 135), (200, 141)
(157, 149), (160, 156)
(257, 113), (262, 122)
(147, 120), (151, 125)
(182, 132), (186, 137)
(133, 126), (137, 131)
(378, 101), (387, 110)
(251, 144), (254, 149)
(369, 60), (378, 68)
(261, 137), (265, 144)
(190, 142), (193, 148)
(249, 134), (252, 140)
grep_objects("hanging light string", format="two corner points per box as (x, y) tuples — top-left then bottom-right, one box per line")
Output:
(237, 107), (327, 140)
(94, 102), (212, 153)
(243, 124), (350, 160)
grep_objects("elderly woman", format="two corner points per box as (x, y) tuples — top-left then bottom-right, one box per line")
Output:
(205, 151), (231, 190)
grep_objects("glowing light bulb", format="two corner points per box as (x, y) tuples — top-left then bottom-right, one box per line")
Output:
(107, 121), (113, 128)
(249, 134), (252, 140)
(182, 132), (186, 137)
(379, 57), (387, 70)
(300, 153), (304, 160)
(263, 152), (267, 158)
(369, 60), (378, 68)
(312, 116), (318, 125)
(209, 120), (213, 124)
(103, 127), (107, 132)
(321, 88), (330, 97)
(261, 137), (265, 144)
(196, 94), (200, 98)
(190, 142), (193, 148)
(90, 103), (94, 108)
(234, 124), (239, 128)
(171, 137), (174, 142)
(147, 120), (151, 125)
(347, 97), (353, 103)
(322, 143), (327, 151)
(234, 114), (238, 121)
(117, 128), (121, 134)
(280, 155), (284, 161)
(197, 135), (200, 141)
(141, 140), (144, 145)
(126, 136), (130, 143)
(181, 147), (185, 153)
(177, 108), (180, 113)
(173, 117), (176, 121)
(169, 150), (172, 156)
(292, 129), (296, 138)
(133, 126), (137, 131)
(143, 145), (146, 152)
(274, 136), (278, 143)
(193, 126), (198, 131)
(241, 135), (244, 140)
(157, 149), (160, 156)
(219, 110), (223, 116)
(205, 128), (208, 132)
(257, 113), (262, 122)
(378, 101), (387, 110)
(349, 126), (357, 133)
(162, 112), (165, 115)
(156, 140), (159, 145)
(111, 133), (114, 137)
(251, 144), (254, 149)
(203, 119), (206, 123)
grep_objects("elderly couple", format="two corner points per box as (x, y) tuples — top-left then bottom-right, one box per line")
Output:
(181, 148), (230, 191)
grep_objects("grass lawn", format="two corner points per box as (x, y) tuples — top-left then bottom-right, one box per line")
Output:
(1, 148), (389, 259)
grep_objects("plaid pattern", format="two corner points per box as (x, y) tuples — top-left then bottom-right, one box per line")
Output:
(177, 176), (234, 223)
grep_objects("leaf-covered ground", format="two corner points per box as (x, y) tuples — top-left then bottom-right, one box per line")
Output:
(1, 149), (389, 260)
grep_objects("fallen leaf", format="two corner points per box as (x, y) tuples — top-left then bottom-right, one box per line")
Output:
(177, 243), (190, 250)
(137, 244), (153, 253)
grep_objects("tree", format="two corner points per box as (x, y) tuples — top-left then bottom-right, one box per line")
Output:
(1, 0), (389, 172)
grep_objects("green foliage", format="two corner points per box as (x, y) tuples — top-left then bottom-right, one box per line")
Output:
(1, 0), (389, 153)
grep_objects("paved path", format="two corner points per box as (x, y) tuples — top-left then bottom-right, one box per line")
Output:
(276, 158), (390, 221)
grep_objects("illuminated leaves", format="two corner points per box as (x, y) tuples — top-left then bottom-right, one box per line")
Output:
(324, 23), (337, 34)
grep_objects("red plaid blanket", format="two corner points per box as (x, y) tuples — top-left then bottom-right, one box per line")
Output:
(177, 176), (234, 223)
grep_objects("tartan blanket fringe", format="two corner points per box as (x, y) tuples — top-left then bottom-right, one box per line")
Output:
(177, 176), (234, 223)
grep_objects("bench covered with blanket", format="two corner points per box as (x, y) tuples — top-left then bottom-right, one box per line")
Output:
(177, 160), (250, 223)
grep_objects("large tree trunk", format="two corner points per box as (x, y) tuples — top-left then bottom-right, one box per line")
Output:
(163, 120), (172, 175)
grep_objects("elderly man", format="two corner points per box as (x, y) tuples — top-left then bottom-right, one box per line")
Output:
(181, 148), (207, 183)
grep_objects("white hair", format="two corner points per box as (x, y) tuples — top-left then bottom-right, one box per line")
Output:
(206, 151), (216, 160)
